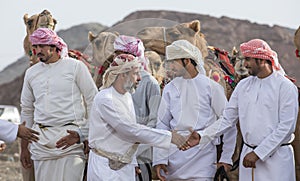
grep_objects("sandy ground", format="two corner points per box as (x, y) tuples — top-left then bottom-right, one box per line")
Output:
(0, 141), (23, 181)
(0, 161), (22, 181)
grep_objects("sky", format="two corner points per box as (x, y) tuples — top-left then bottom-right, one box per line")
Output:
(0, 0), (299, 71)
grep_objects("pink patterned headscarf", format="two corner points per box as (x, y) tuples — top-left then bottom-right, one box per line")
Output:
(114, 35), (149, 70)
(29, 28), (68, 58)
(240, 39), (285, 75)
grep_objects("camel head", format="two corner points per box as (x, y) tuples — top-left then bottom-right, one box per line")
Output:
(144, 50), (164, 84)
(88, 31), (119, 67)
(137, 20), (208, 58)
(23, 9), (57, 37)
(88, 31), (119, 88)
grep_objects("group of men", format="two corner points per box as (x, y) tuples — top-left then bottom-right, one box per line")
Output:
(0, 26), (298, 181)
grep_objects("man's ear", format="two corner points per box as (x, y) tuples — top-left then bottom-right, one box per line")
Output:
(183, 58), (190, 67)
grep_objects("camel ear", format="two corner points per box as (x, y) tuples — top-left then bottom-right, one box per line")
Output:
(232, 46), (238, 56)
(294, 26), (300, 50)
(23, 14), (29, 25)
(189, 20), (201, 32)
(113, 31), (119, 36)
(88, 31), (97, 42)
(53, 18), (57, 28)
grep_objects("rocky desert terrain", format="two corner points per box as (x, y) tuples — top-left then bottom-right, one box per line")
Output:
(0, 141), (22, 180)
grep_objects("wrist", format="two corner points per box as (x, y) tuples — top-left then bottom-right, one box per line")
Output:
(76, 130), (83, 144)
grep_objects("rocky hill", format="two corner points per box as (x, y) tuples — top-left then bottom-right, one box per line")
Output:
(0, 10), (299, 110)
(119, 10), (298, 81)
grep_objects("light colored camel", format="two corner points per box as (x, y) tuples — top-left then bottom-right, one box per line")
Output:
(144, 50), (164, 85)
(293, 26), (300, 181)
(88, 31), (119, 88)
(294, 26), (300, 54)
(137, 20), (237, 99)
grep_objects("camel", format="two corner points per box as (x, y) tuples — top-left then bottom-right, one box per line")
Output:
(137, 20), (238, 99)
(87, 31), (165, 88)
(88, 31), (119, 88)
(144, 50), (164, 84)
(295, 26), (300, 58)
(23, 10), (57, 65)
(293, 26), (300, 181)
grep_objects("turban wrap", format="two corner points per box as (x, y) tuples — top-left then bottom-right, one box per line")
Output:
(114, 35), (149, 71)
(240, 39), (285, 76)
(29, 28), (68, 58)
(100, 54), (141, 90)
(165, 40), (206, 75)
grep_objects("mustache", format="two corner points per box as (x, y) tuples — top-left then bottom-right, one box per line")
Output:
(37, 53), (44, 57)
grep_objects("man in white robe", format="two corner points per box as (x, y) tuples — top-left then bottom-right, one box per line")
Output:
(87, 54), (188, 181)
(153, 40), (237, 180)
(114, 35), (161, 179)
(20, 28), (98, 181)
(186, 39), (298, 181)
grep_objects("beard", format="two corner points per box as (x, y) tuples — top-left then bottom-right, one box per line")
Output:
(123, 77), (136, 93)
(37, 53), (51, 63)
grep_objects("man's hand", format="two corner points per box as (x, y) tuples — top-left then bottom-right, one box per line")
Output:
(179, 129), (200, 151)
(17, 122), (39, 143)
(83, 140), (90, 155)
(56, 130), (80, 150)
(135, 166), (142, 175)
(216, 162), (232, 172)
(155, 164), (168, 181)
(243, 151), (259, 168)
(0, 142), (6, 153)
(171, 130), (187, 148)
(20, 140), (33, 169)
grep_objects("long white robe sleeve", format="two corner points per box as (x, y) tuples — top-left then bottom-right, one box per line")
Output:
(88, 86), (172, 180)
(0, 119), (18, 143)
(88, 86), (171, 154)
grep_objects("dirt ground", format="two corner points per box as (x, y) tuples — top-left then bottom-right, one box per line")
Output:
(0, 141), (23, 181)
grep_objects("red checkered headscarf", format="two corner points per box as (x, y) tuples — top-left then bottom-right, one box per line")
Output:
(240, 39), (277, 68)
(30, 28), (68, 58)
(240, 39), (285, 75)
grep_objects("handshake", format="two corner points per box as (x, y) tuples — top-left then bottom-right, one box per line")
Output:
(171, 129), (201, 151)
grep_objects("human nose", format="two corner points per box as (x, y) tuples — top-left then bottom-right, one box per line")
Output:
(34, 46), (42, 53)
(243, 60), (248, 67)
(137, 74), (141, 82)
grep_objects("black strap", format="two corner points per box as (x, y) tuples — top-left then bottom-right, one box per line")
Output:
(244, 142), (291, 149)
(230, 140), (291, 172)
(230, 139), (244, 171)
(38, 122), (77, 129)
